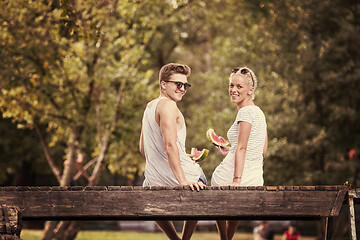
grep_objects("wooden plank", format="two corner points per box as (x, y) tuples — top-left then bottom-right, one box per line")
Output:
(330, 188), (348, 216)
(84, 186), (107, 191)
(0, 186), (347, 221)
(265, 186), (278, 191)
(324, 217), (333, 240)
(299, 186), (316, 191)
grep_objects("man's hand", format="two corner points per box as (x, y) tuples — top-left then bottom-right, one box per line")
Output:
(180, 180), (205, 191)
(187, 153), (199, 163)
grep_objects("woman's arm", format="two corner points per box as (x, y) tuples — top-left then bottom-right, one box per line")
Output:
(263, 131), (268, 156)
(233, 121), (252, 185)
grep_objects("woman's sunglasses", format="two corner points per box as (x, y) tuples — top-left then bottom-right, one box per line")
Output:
(164, 80), (191, 91)
(232, 67), (255, 87)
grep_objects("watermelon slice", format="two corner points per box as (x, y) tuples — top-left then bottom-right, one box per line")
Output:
(206, 128), (230, 148)
(190, 147), (209, 162)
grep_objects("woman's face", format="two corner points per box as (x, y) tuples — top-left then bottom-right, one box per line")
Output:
(228, 74), (253, 106)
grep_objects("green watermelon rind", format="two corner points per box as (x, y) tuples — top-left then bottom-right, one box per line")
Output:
(206, 128), (230, 147)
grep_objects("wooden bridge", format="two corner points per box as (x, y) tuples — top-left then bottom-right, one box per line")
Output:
(0, 185), (358, 239)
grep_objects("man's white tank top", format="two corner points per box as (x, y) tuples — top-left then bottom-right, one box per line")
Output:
(142, 97), (201, 186)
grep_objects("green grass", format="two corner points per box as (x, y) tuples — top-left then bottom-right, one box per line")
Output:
(20, 230), (254, 240)
(21, 230), (316, 240)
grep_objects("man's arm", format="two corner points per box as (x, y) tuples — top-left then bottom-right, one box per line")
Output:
(139, 130), (145, 156)
(158, 100), (188, 185)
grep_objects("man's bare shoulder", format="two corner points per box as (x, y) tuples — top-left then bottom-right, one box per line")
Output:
(147, 99), (157, 109)
(157, 98), (177, 112)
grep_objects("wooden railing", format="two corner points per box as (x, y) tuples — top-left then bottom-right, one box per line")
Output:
(0, 185), (358, 240)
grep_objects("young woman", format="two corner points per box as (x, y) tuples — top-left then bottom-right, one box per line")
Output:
(211, 67), (268, 240)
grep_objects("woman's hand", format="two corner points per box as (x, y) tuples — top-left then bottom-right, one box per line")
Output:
(222, 181), (241, 186)
(216, 146), (230, 156)
(222, 176), (242, 186)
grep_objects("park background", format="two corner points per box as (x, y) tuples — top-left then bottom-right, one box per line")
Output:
(0, 0), (359, 239)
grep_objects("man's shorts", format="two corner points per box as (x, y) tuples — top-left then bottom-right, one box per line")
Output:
(198, 168), (207, 185)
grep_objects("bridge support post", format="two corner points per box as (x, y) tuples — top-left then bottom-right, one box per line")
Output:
(0, 205), (22, 240)
(348, 190), (359, 240)
(324, 217), (333, 240)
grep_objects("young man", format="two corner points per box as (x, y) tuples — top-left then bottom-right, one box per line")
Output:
(139, 63), (206, 240)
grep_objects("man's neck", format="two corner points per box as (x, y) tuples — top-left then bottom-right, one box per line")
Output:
(159, 93), (174, 102)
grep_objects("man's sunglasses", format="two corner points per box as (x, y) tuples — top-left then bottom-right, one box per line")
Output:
(163, 80), (191, 91)
(232, 67), (255, 87)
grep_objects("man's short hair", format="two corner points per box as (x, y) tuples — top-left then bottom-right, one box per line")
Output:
(159, 63), (191, 83)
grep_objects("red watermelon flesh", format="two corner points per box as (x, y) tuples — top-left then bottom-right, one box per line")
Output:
(190, 147), (209, 162)
(206, 129), (230, 148)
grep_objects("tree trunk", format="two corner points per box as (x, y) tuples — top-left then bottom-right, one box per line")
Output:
(41, 20), (123, 237)
(42, 221), (81, 240)
(43, 129), (82, 240)
(11, 160), (33, 186)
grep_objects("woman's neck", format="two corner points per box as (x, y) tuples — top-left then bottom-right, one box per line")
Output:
(237, 97), (254, 110)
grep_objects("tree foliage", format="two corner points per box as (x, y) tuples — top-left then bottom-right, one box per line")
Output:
(0, 1), (192, 238)
(169, 0), (360, 187)
(254, 0), (360, 186)
(0, 0), (159, 186)
(1, 0), (359, 238)
(0, 0), (359, 203)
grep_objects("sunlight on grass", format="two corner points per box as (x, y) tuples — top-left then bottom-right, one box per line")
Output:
(20, 229), (44, 240)
(21, 229), (316, 240)
(21, 230), (253, 240)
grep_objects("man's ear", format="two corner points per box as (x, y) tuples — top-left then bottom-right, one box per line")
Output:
(160, 81), (166, 90)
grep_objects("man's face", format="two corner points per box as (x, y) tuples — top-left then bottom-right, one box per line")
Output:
(162, 73), (189, 102)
